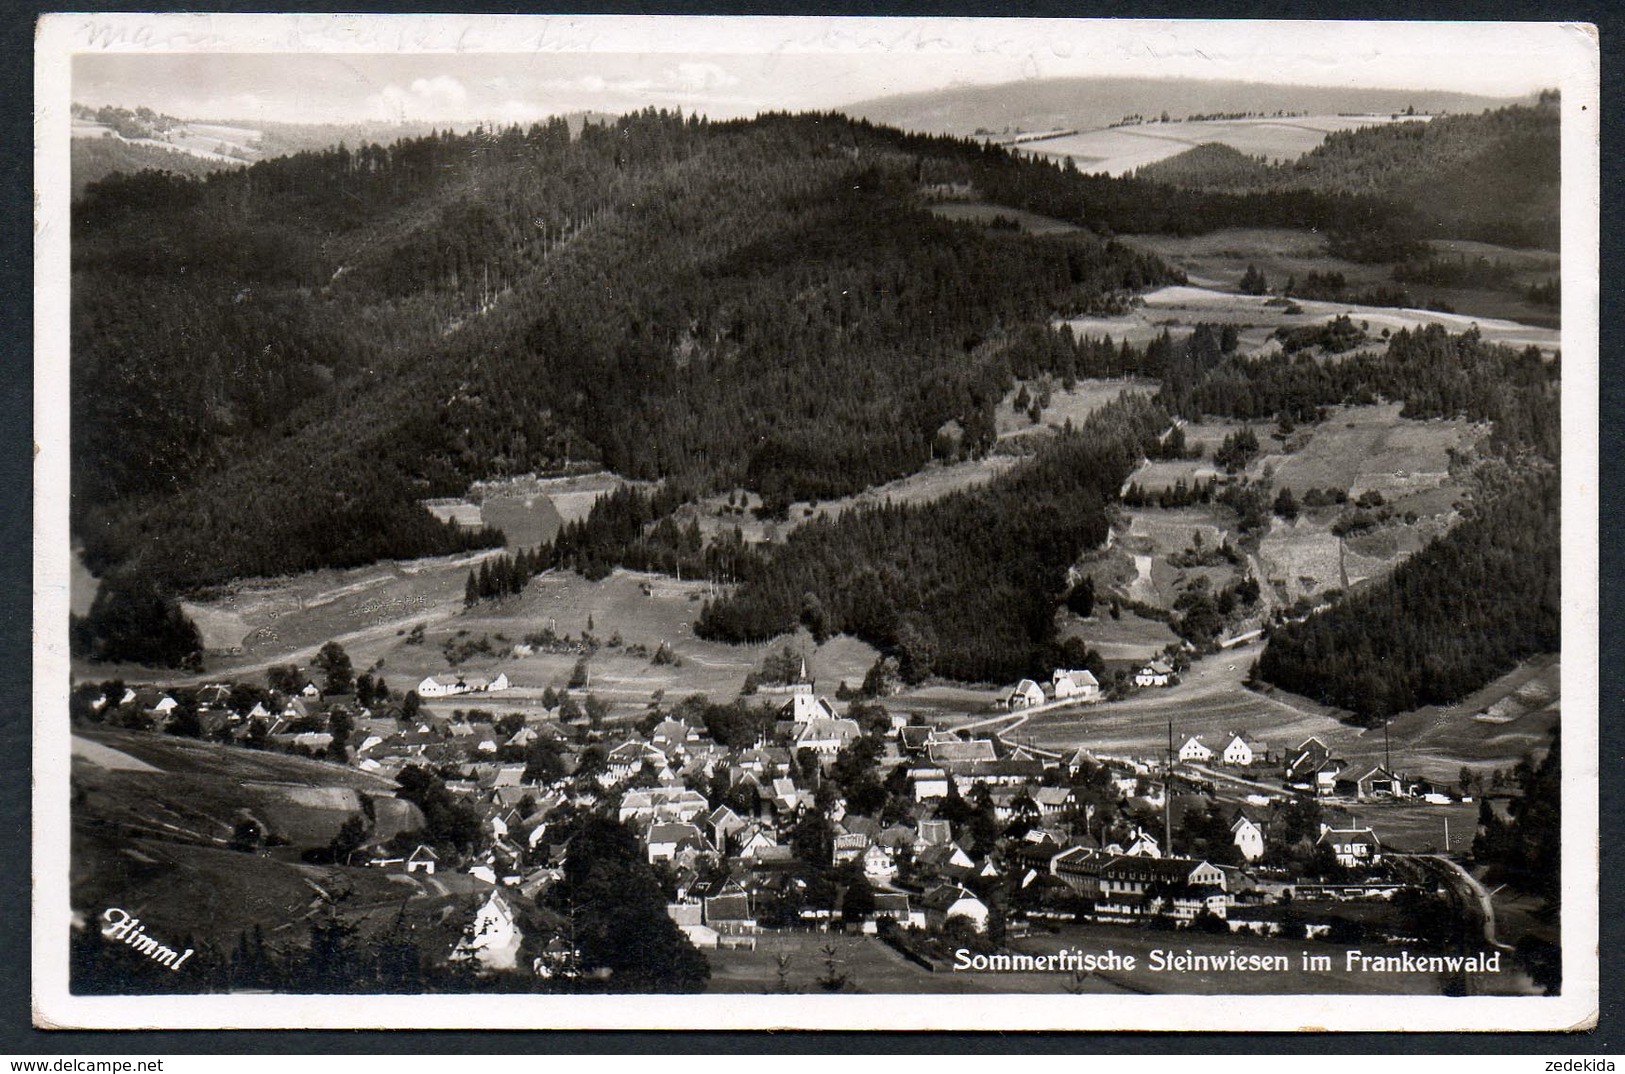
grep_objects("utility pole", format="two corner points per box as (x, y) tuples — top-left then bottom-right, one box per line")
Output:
(1164, 719), (1174, 857)
(1383, 714), (1392, 774)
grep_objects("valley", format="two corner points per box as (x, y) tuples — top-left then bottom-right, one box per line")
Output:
(59, 82), (1565, 1000)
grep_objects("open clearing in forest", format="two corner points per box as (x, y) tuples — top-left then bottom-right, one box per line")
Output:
(928, 201), (1083, 235)
(1015, 115), (1431, 177)
(1118, 230), (1561, 333)
(996, 378), (1160, 439)
(1061, 283), (1560, 359)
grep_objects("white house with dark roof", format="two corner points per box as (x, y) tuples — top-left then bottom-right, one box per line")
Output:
(1177, 735), (1213, 763)
(921, 885), (989, 932)
(1230, 813), (1266, 862)
(1317, 825), (1383, 868)
(1221, 733), (1268, 767)
(1135, 661), (1174, 688)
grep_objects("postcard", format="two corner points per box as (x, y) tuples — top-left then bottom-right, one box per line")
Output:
(31, 13), (1599, 1031)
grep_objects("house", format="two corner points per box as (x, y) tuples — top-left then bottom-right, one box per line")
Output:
(1120, 828), (1162, 858)
(1135, 662), (1174, 688)
(604, 740), (670, 783)
(706, 805), (748, 851)
(1230, 813), (1266, 863)
(898, 725), (938, 755)
(736, 826), (780, 862)
(832, 832), (871, 866)
(1003, 679), (1046, 709)
(914, 842), (976, 883)
(909, 766), (951, 800)
(789, 717), (862, 757)
(921, 884), (989, 932)
(1317, 826), (1383, 868)
(1080, 856), (1226, 901)
(405, 845), (439, 875)
(926, 739), (998, 766)
(618, 787), (709, 825)
(1177, 736), (1213, 764)
(862, 842), (897, 882)
(298, 681), (323, 699)
(916, 819), (953, 847)
(1063, 747), (1100, 777)
(1033, 786), (1074, 817)
(450, 890), (523, 972)
(703, 893), (758, 935)
(942, 758), (1046, 794)
(645, 822), (706, 864)
(1221, 734), (1268, 767)
(416, 672), (511, 699)
(872, 892), (924, 929)
(650, 718), (698, 750)
(1285, 737), (1344, 796)
(1050, 668), (1101, 702)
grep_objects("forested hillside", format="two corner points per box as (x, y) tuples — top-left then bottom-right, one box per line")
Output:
(74, 110), (1179, 597)
(74, 107), (1560, 692)
(696, 320), (1557, 691)
(1134, 100), (1560, 249)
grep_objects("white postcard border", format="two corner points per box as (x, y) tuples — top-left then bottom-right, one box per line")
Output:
(31, 13), (1601, 1033)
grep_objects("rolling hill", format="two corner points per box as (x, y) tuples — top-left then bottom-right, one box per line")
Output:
(840, 77), (1522, 140)
(1133, 99), (1561, 249)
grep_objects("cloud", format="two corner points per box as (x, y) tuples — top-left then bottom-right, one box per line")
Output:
(368, 75), (471, 120)
(670, 62), (739, 93)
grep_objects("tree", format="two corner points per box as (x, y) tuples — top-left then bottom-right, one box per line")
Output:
(1272, 486), (1299, 521)
(523, 738), (566, 784)
(546, 815), (709, 991)
(314, 641), (355, 696)
(1239, 264), (1269, 295)
(69, 574), (203, 669)
(329, 814), (368, 865)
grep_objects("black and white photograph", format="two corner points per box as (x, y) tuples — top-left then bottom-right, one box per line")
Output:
(30, 13), (1599, 1032)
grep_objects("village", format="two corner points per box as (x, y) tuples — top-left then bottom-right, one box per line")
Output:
(72, 636), (1491, 986)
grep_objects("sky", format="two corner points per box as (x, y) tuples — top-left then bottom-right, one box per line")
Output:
(63, 16), (1583, 126)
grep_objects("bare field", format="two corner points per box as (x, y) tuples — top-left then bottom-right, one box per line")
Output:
(1026, 642), (1357, 760)
(73, 727), (397, 852)
(996, 378), (1160, 439)
(384, 571), (886, 722)
(1120, 230), (1560, 330)
(1060, 609), (1181, 665)
(1264, 404), (1477, 498)
(1063, 285), (1560, 360)
(1018, 115), (1429, 177)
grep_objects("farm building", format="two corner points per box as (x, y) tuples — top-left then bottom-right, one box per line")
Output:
(1134, 662), (1174, 688)
(416, 672), (511, 698)
(1051, 668), (1101, 702)
(1003, 679), (1047, 709)
(1350, 765), (1406, 801)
